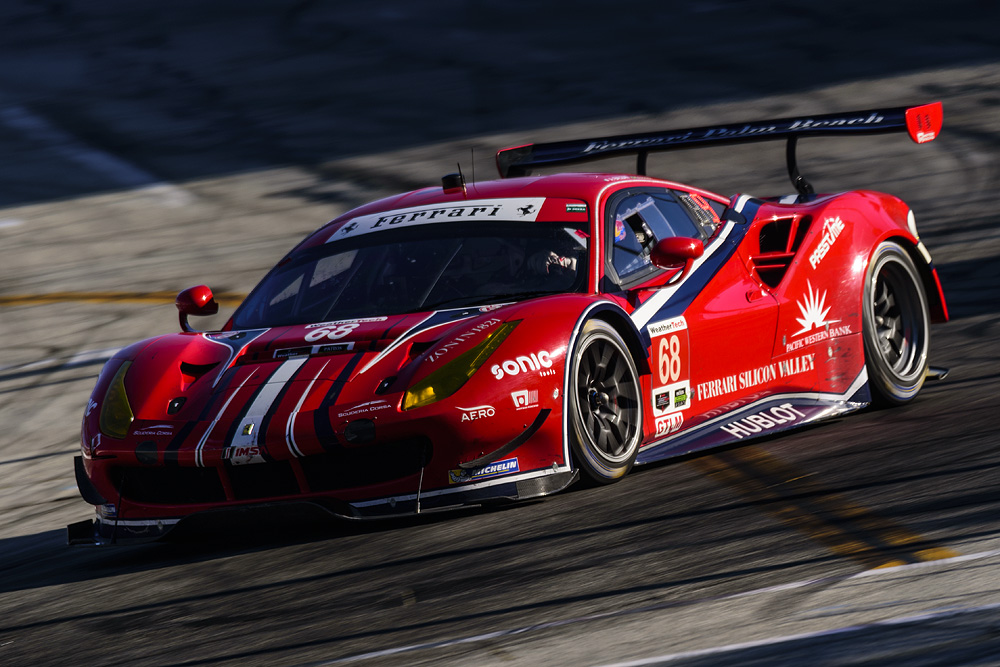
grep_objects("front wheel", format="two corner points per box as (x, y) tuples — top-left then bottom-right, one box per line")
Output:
(569, 320), (643, 483)
(862, 241), (930, 405)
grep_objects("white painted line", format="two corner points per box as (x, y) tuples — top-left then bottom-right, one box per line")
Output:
(312, 549), (1000, 666)
(0, 104), (193, 208)
(63, 347), (121, 369)
(597, 601), (1000, 666)
(0, 218), (24, 229)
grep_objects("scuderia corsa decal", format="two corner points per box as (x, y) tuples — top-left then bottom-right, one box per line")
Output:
(647, 316), (691, 437)
(328, 198), (546, 241)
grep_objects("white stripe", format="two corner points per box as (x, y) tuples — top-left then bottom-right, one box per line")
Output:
(630, 221), (736, 329)
(286, 359), (331, 457)
(733, 194), (753, 212)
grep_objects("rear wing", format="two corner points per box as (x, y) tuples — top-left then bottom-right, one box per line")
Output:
(496, 102), (943, 196)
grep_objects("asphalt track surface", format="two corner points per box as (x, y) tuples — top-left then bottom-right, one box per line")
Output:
(1, 2), (999, 665)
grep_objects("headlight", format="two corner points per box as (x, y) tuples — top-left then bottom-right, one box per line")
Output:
(99, 361), (134, 439)
(402, 321), (519, 410)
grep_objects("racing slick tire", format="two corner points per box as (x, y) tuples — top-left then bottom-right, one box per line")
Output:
(862, 241), (931, 406)
(569, 319), (643, 484)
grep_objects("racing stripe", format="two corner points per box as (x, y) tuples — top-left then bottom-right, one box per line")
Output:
(256, 357), (313, 461)
(286, 359), (332, 457)
(629, 197), (763, 336)
(313, 351), (365, 451)
(194, 371), (254, 467)
(220, 358), (309, 464)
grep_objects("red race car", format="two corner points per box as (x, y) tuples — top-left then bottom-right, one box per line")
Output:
(70, 103), (947, 544)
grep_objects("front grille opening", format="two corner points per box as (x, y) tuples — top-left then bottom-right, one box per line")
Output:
(302, 437), (431, 492)
(111, 466), (227, 505)
(227, 459), (300, 500)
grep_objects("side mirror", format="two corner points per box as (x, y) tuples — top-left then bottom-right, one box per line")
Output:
(650, 237), (704, 270)
(176, 285), (219, 332)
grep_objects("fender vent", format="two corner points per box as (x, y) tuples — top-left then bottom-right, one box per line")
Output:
(750, 215), (811, 288)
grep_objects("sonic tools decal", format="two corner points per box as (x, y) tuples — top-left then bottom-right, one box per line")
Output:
(491, 351), (555, 379)
(809, 216), (846, 269)
(449, 458), (520, 484)
(720, 403), (806, 439)
(647, 316), (691, 436)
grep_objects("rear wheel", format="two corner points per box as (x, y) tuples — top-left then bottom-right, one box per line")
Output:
(862, 241), (930, 405)
(569, 320), (643, 483)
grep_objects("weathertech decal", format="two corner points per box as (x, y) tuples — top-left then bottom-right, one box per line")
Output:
(647, 316), (691, 428)
(329, 198), (546, 240)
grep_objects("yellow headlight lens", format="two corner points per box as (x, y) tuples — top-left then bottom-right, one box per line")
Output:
(99, 361), (134, 439)
(402, 320), (519, 410)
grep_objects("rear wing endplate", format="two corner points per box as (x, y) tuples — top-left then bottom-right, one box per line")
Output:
(496, 102), (943, 196)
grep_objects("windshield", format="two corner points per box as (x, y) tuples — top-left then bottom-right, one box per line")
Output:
(232, 220), (590, 328)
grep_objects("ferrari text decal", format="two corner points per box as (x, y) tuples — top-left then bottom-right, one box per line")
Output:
(428, 318), (501, 362)
(720, 403), (806, 439)
(697, 352), (815, 401)
(647, 316), (691, 436)
(809, 217), (846, 269)
(448, 457), (520, 484)
(491, 351), (554, 379)
(329, 198), (545, 240)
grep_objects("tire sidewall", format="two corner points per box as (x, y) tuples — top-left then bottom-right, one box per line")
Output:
(862, 241), (930, 405)
(568, 320), (643, 483)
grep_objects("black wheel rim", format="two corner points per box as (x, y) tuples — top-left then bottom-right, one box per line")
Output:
(576, 335), (640, 462)
(871, 260), (925, 379)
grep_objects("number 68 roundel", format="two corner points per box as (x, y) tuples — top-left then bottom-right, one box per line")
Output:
(647, 316), (691, 437)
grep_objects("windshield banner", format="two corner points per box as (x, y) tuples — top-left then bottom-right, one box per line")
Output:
(326, 198), (546, 242)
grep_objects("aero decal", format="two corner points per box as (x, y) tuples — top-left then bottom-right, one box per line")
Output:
(328, 198), (546, 241)
(223, 357), (309, 466)
(286, 359), (332, 457)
